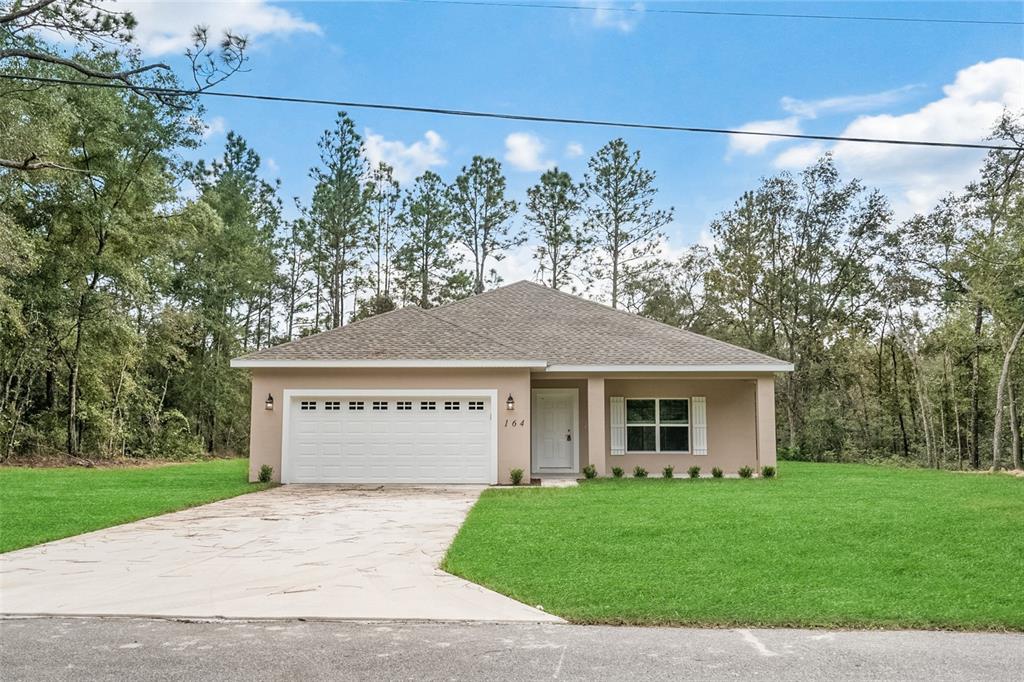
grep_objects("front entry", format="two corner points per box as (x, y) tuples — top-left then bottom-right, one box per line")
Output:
(531, 388), (579, 473)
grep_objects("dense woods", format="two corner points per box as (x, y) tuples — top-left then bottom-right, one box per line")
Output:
(2, 1), (1022, 469)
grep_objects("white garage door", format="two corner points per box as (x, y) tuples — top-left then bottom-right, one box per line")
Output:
(284, 395), (494, 484)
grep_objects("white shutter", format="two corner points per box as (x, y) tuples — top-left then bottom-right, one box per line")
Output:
(691, 396), (708, 455)
(610, 396), (626, 456)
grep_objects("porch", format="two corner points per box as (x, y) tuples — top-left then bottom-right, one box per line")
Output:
(528, 374), (777, 477)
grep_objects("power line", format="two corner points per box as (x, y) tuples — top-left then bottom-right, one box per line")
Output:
(3, 73), (1020, 152)
(399, 0), (1024, 27)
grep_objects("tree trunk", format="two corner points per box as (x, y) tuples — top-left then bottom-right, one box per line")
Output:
(992, 318), (1024, 470)
(1008, 379), (1021, 471)
(890, 341), (910, 458)
(970, 301), (983, 469)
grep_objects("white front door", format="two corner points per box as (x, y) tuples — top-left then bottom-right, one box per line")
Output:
(531, 389), (579, 472)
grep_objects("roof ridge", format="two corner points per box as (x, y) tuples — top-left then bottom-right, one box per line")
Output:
(511, 280), (788, 365)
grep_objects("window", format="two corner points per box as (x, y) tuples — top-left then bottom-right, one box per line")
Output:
(372, 401), (388, 411)
(396, 401), (412, 410)
(348, 401), (364, 411)
(300, 400), (317, 411)
(444, 401), (460, 410)
(626, 399), (688, 452)
(324, 401), (341, 411)
(420, 401), (436, 411)
(468, 401), (485, 411)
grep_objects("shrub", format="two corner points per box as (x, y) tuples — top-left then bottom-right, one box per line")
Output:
(687, 465), (701, 479)
(258, 464), (273, 483)
(761, 465), (776, 479)
(711, 467), (724, 478)
(662, 465), (674, 479)
(582, 464), (597, 479)
(510, 468), (524, 485)
(738, 465), (754, 479)
(611, 466), (624, 478)
(633, 466), (648, 478)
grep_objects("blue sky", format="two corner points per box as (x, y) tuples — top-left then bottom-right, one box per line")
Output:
(127, 1), (1024, 279)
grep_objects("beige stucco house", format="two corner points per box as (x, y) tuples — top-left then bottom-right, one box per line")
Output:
(231, 281), (793, 484)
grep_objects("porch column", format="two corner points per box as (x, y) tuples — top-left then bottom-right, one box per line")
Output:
(587, 377), (606, 475)
(755, 376), (777, 469)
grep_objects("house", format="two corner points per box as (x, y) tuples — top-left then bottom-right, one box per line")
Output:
(231, 281), (793, 484)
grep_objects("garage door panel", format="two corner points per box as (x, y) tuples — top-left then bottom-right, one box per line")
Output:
(286, 395), (492, 484)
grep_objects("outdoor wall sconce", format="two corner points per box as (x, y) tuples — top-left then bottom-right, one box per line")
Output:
(265, 393), (275, 411)
(506, 393), (515, 411)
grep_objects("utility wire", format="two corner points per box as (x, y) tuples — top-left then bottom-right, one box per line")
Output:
(398, 0), (1024, 27)
(2, 74), (1020, 151)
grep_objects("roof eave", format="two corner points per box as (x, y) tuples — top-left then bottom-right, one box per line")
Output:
(543, 363), (795, 373)
(229, 358), (549, 369)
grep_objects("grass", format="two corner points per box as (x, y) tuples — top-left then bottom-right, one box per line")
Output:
(0, 459), (271, 553)
(443, 462), (1024, 631)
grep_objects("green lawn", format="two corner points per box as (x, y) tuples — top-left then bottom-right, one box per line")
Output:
(443, 462), (1024, 631)
(0, 459), (270, 553)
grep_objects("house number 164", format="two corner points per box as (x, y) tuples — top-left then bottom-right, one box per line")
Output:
(504, 419), (526, 428)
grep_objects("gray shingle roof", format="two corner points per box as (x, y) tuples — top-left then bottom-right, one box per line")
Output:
(234, 281), (790, 369)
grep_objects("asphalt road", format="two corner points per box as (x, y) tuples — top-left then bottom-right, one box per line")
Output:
(2, 617), (1022, 681)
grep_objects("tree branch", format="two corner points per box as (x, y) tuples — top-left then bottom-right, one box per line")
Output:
(0, 154), (98, 175)
(0, 48), (169, 83)
(0, 0), (59, 25)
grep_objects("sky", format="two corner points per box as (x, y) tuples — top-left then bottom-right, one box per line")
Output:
(117, 0), (1024, 283)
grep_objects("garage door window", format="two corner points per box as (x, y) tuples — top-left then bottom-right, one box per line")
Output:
(444, 401), (460, 410)
(372, 401), (388, 410)
(397, 401), (412, 410)
(324, 401), (341, 411)
(300, 401), (316, 410)
(348, 401), (364, 410)
(420, 401), (436, 410)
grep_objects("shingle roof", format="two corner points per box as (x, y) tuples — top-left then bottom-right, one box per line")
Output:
(234, 281), (790, 369)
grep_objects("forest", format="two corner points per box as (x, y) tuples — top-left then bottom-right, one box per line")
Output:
(2, 1), (1022, 470)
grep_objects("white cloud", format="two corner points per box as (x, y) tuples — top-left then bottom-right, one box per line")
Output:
(263, 157), (280, 175)
(565, 142), (584, 158)
(727, 116), (802, 156)
(775, 58), (1024, 217)
(363, 129), (446, 183)
(589, 1), (644, 33)
(111, 1), (320, 56)
(773, 142), (826, 169)
(504, 132), (555, 172)
(780, 85), (920, 119)
(201, 115), (226, 140)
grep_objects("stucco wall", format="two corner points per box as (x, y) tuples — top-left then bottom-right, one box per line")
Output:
(246, 367), (532, 483)
(602, 377), (767, 475)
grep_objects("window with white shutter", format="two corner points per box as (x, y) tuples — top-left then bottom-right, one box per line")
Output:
(610, 396), (626, 456)
(691, 396), (708, 455)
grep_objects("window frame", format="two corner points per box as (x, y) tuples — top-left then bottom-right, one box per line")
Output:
(625, 398), (690, 454)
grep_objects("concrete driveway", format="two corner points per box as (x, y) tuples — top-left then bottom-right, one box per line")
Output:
(0, 486), (559, 622)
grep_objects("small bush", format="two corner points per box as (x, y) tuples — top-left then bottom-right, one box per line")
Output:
(611, 466), (624, 478)
(711, 467), (724, 478)
(582, 464), (597, 479)
(761, 465), (776, 479)
(738, 465), (754, 479)
(258, 464), (273, 483)
(510, 468), (524, 485)
(687, 465), (701, 479)
(633, 466), (648, 478)
(662, 465), (674, 479)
